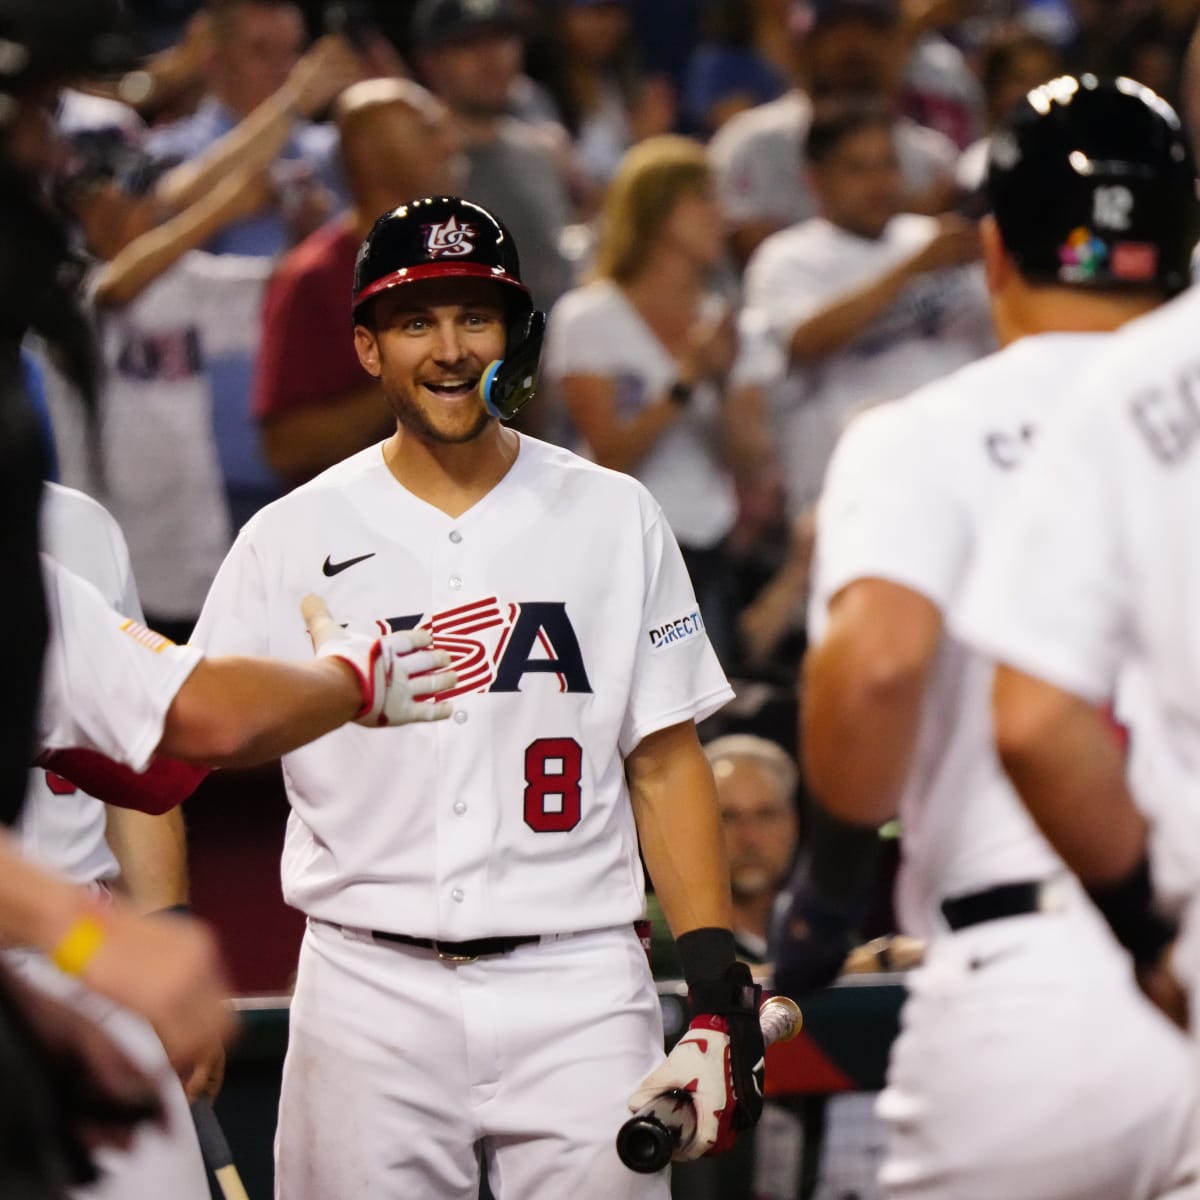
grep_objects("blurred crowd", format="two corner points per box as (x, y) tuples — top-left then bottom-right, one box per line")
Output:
(30, 0), (1200, 695)
(16, 3), (1200, 1196)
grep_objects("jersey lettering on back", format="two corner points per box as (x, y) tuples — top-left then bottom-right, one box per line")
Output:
(1129, 362), (1200, 465)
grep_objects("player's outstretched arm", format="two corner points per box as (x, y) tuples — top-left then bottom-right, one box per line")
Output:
(158, 596), (456, 766)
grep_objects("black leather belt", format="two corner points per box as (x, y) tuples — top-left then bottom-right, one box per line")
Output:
(940, 881), (1048, 931)
(370, 931), (541, 963)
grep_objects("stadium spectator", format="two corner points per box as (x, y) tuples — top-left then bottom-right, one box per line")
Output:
(898, 0), (985, 150)
(544, 135), (776, 664)
(255, 79), (461, 486)
(709, 0), (959, 265)
(535, 0), (675, 200)
(146, 0), (363, 531)
(743, 99), (991, 515)
(40, 36), (360, 642)
(681, 0), (795, 136)
(412, 0), (576, 310)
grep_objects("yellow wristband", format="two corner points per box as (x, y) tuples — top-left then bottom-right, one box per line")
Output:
(50, 914), (108, 977)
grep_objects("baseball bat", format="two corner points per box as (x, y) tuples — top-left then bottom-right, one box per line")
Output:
(616, 994), (803, 1174)
(191, 1097), (251, 1200)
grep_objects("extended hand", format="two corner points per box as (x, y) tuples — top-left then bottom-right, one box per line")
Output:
(302, 595), (458, 726)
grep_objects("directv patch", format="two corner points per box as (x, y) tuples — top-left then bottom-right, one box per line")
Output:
(647, 610), (704, 651)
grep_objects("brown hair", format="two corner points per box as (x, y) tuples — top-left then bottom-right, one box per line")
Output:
(592, 135), (711, 283)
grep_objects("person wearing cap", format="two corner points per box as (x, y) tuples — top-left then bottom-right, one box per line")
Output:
(190, 193), (764, 1196)
(709, 0), (959, 265)
(255, 78), (461, 488)
(412, 0), (575, 312)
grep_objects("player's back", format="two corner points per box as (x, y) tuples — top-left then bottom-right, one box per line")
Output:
(812, 333), (1105, 936)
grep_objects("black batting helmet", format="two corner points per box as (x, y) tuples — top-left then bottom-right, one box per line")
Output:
(352, 196), (545, 422)
(987, 75), (1198, 295)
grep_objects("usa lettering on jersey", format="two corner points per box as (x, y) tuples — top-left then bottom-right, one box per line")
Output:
(385, 596), (592, 699)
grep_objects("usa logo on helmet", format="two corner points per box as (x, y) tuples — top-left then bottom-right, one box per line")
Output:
(422, 214), (476, 258)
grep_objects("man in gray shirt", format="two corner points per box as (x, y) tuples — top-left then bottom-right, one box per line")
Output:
(412, 0), (575, 312)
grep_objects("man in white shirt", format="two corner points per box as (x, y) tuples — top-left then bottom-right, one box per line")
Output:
(775, 76), (1200, 1199)
(743, 97), (992, 515)
(709, 0), (958, 265)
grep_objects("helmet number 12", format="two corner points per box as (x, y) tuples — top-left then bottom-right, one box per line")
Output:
(1093, 185), (1133, 231)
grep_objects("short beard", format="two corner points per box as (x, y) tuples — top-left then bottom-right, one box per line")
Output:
(390, 390), (493, 445)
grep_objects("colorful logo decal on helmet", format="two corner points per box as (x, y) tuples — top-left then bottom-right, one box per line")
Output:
(422, 214), (477, 258)
(1058, 226), (1108, 281)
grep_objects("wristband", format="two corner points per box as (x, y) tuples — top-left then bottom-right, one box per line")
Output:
(1086, 854), (1177, 971)
(50, 914), (108, 978)
(676, 927), (736, 989)
(668, 380), (694, 407)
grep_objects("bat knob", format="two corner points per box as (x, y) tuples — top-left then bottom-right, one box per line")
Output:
(616, 1113), (676, 1174)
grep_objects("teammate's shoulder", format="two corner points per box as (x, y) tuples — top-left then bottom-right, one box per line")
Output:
(42, 481), (116, 528)
(1094, 287), (1200, 386)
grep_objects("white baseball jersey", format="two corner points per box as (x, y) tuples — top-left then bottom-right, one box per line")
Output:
(92, 250), (271, 619)
(37, 555), (203, 771)
(810, 334), (1106, 937)
(956, 286), (1200, 957)
(708, 90), (957, 231)
(818, 332), (1200, 1200)
(745, 213), (994, 511)
(18, 485), (142, 883)
(191, 435), (733, 939)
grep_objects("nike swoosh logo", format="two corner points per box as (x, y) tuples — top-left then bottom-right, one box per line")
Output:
(969, 947), (1022, 972)
(322, 553), (376, 577)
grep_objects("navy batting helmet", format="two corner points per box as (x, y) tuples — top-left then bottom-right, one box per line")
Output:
(352, 196), (545, 422)
(987, 75), (1199, 295)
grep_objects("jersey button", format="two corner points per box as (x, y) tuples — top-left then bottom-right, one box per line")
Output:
(449, 575), (463, 589)
(449, 530), (462, 544)
(451, 888), (464, 902)
(453, 710), (468, 725)
(453, 801), (467, 815)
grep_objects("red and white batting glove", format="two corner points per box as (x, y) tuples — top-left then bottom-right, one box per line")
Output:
(627, 1014), (742, 1160)
(301, 595), (457, 726)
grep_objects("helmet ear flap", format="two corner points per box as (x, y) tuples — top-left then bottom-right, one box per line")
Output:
(479, 310), (546, 422)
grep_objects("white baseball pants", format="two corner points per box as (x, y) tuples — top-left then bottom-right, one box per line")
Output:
(275, 919), (672, 1200)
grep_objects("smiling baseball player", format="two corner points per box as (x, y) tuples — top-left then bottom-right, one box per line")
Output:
(775, 77), (1200, 1199)
(189, 195), (764, 1198)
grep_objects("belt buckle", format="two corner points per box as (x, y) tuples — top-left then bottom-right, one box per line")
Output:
(434, 941), (477, 964)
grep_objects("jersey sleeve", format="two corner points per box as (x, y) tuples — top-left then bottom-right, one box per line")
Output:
(954, 395), (1132, 704)
(619, 503), (734, 756)
(190, 526), (272, 656)
(811, 401), (970, 633)
(38, 557), (203, 771)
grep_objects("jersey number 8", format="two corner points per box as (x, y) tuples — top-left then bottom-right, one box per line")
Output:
(524, 738), (583, 832)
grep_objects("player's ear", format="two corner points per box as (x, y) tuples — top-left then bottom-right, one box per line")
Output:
(354, 325), (382, 379)
(980, 215), (1010, 296)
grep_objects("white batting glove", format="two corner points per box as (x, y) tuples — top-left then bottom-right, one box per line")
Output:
(301, 595), (457, 726)
(627, 1016), (738, 1161)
